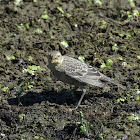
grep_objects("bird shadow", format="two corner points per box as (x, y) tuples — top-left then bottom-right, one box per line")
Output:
(7, 89), (117, 106)
(7, 89), (81, 106)
(95, 91), (116, 99)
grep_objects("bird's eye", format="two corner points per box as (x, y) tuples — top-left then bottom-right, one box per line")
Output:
(54, 57), (58, 60)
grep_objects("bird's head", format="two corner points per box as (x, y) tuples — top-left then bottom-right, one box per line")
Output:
(49, 51), (63, 64)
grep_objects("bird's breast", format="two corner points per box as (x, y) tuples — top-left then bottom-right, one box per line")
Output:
(51, 65), (84, 86)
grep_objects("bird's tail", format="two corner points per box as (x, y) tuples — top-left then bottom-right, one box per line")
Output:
(100, 73), (126, 89)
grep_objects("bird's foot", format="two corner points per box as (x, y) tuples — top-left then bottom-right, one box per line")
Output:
(71, 104), (89, 111)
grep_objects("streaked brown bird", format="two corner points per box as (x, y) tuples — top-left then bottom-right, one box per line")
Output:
(48, 51), (126, 109)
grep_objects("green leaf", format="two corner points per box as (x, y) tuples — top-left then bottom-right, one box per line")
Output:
(66, 13), (71, 17)
(1, 87), (8, 92)
(33, 0), (37, 3)
(136, 90), (140, 95)
(100, 63), (107, 69)
(6, 55), (16, 60)
(105, 59), (113, 67)
(80, 125), (87, 133)
(137, 56), (140, 60)
(121, 45), (127, 50)
(128, 114), (139, 121)
(1, 133), (5, 137)
(35, 136), (40, 139)
(95, 0), (102, 6)
(78, 56), (85, 62)
(18, 24), (25, 30)
(60, 41), (69, 47)
(35, 28), (43, 34)
(112, 43), (118, 51)
(57, 7), (64, 14)
(135, 96), (139, 101)
(19, 114), (25, 119)
(41, 14), (50, 19)
(117, 97), (126, 103)
(133, 10), (139, 16)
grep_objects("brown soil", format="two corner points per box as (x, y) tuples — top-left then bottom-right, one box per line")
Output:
(0, 0), (140, 139)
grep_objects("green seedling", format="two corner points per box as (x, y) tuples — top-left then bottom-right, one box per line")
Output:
(35, 28), (43, 34)
(125, 33), (131, 39)
(80, 125), (87, 133)
(134, 89), (140, 101)
(66, 13), (71, 18)
(117, 10), (124, 20)
(14, 0), (23, 7)
(136, 90), (140, 95)
(28, 56), (33, 62)
(33, 0), (37, 3)
(74, 24), (78, 27)
(75, 111), (96, 135)
(100, 62), (107, 69)
(57, 7), (64, 14)
(18, 24), (25, 30)
(23, 65), (43, 75)
(25, 23), (29, 29)
(1, 133), (5, 137)
(41, 14), (50, 19)
(19, 114), (25, 120)
(100, 20), (107, 29)
(137, 56), (140, 60)
(28, 84), (33, 89)
(60, 41), (69, 48)
(6, 55), (16, 60)
(122, 62), (130, 67)
(1, 87), (8, 92)
(97, 133), (103, 140)
(79, 111), (87, 133)
(112, 43), (118, 51)
(35, 136), (44, 140)
(24, 82), (34, 89)
(95, 0), (102, 6)
(121, 45), (127, 50)
(28, 65), (42, 71)
(128, 114), (139, 122)
(18, 23), (29, 30)
(118, 33), (124, 37)
(135, 96), (139, 101)
(117, 97), (126, 103)
(57, 7), (71, 17)
(127, 11), (132, 19)
(85, 0), (92, 4)
(35, 136), (40, 139)
(101, 58), (113, 68)
(128, 0), (135, 7)
(116, 56), (123, 60)
(105, 59), (113, 67)
(78, 56), (85, 62)
(132, 10), (139, 17)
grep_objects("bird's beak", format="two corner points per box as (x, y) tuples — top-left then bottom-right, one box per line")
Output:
(51, 59), (56, 63)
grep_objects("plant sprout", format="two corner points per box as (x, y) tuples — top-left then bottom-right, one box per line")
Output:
(60, 41), (69, 48)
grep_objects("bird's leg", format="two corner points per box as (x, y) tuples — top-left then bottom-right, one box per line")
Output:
(77, 88), (86, 107)
(72, 87), (87, 110)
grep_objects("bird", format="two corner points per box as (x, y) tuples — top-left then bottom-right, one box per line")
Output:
(48, 51), (126, 109)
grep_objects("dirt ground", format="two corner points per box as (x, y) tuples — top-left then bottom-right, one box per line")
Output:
(0, 0), (140, 139)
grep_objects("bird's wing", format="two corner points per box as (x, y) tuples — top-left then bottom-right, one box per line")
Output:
(63, 56), (106, 87)
(62, 56), (126, 89)
(63, 56), (89, 76)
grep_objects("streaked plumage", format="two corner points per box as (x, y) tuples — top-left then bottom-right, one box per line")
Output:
(48, 51), (126, 109)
